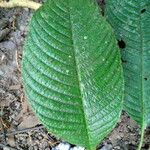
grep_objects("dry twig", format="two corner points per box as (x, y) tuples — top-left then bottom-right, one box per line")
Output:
(0, 125), (45, 138)
(0, 109), (7, 144)
(0, 0), (42, 10)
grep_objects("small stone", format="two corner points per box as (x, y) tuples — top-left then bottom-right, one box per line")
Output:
(100, 144), (112, 150)
(19, 25), (26, 31)
(70, 146), (85, 150)
(114, 146), (120, 149)
(3, 147), (11, 150)
(53, 143), (70, 150)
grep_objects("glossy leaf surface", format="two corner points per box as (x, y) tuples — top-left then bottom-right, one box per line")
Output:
(22, 0), (124, 149)
(106, 0), (150, 128)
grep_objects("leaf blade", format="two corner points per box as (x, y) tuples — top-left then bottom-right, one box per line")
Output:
(106, 0), (150, 128)
(22, 0), (124, 149)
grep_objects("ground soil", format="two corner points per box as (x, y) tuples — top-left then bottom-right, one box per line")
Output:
(0, 0), (150, 150)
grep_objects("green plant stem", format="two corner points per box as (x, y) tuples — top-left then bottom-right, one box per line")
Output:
(0, 0), (41, 10)
(138, 126), (145, 150)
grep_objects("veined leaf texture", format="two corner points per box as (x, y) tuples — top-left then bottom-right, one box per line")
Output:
(106, 0), (150, 129)
(22, 0), (124, 149)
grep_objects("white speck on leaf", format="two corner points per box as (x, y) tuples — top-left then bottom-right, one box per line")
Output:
(66, 70), (69, 73)
(83, 36), (88, 40)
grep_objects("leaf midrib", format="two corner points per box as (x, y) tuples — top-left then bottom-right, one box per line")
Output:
(68, 1), (91, 149)
(139, 2), (146, 129)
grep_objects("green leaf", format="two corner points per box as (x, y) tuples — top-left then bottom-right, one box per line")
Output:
(22, 0), (124, 149)
(106, 0), (150, 128)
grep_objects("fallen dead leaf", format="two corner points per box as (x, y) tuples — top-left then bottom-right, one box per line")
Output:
(7, 135), (16, 147)
(18, 114), (40, 129)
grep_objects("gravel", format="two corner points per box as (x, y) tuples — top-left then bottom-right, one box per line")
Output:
(52, 143), (85, 150)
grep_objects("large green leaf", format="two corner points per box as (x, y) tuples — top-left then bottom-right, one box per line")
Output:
(106, 0), (150, 132)
(22, 0), (123, 149)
